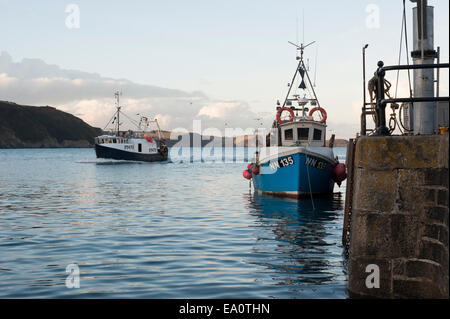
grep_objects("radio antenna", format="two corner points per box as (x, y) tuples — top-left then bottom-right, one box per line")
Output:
(302, 9), (305, 44)
(313, 45), (318, 87)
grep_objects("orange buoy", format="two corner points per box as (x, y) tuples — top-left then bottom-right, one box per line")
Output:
(308, 107), (327, 123)
(276, 107), (294, 125)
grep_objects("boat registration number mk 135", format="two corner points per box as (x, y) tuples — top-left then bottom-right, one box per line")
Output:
(269, 156), (294, 170)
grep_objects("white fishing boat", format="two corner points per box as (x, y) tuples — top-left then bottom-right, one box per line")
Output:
(94, 92), (168, 162)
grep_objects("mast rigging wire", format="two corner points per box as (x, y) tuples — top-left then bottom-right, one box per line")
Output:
(393, 0), (414, 133)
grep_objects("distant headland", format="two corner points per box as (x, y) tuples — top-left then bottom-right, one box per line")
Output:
(0, 100), (102, 148)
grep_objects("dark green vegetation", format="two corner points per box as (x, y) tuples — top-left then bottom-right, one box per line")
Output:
(0, 101), (103, 148)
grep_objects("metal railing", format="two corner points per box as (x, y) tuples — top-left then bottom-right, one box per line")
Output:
(365, 61), (449, 136)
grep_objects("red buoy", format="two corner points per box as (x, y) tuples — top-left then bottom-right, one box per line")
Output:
(247, 163), (252, 169)
(147, 136), (153, 143)
(252, 165), (260, 175)
(243, 170), (252, 180)
(333, 163), (347, 186)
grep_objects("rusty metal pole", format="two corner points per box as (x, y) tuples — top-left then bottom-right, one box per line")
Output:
(361, 44), (369, 136)
(343, 138), (356, 247)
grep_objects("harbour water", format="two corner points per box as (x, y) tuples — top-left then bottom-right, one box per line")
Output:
(0, 147), (348, 298)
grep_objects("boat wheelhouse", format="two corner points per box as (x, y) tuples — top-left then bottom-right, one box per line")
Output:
(277, 103), (327, 148)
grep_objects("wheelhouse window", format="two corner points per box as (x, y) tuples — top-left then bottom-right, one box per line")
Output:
(297, 128), (309, 141)
(313, 129), (322, 141)
(284, 129), (293, 140)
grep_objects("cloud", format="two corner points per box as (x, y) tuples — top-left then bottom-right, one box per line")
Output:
(0, 51), (262, 132)
(196, 101), (264, 130)
(0, 51), (363, 138)
(0, 51), (204, 105)
(198, 101), (243, 119)
(0, 73), (18, 86)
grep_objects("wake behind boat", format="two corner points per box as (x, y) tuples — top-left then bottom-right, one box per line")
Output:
(243, 41), (347, 198)
(95, 92), (168, 162)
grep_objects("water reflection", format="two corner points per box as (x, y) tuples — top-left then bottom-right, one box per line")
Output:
(246, 193), (346, 290)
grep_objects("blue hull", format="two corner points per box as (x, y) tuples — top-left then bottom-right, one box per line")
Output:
(252, 151), (335, 197)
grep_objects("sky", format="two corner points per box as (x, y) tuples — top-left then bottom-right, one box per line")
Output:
(0, 0), (448, 138)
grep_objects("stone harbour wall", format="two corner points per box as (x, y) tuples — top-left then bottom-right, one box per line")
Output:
(348, 135), (449, 298)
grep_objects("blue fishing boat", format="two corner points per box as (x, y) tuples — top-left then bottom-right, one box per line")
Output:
(243, 41), (346, 198)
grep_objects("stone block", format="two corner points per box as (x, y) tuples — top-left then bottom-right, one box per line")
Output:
(405, 259), (444, 283)
(393, 277), (447, 299)
(353, 168), (397, 213)
(398, 169), (425, 186)
(419, 237), (449, 271)
(437, 189), (449, 207)
(396, 170), (425, 213)
(423, 223), (449, 247)
(390, 214), (420, 258)
(392, 258), (406, 276)
(350, 212), (393, 258)
(423, 206), (449, 226)
(424, 168), (449, 187)
(350, 212), (419, 259)
(437, 134), (449, 168)
(423, 188), (437, 205)
(355, 135), (448, 170)
(397, 186), (425, 213)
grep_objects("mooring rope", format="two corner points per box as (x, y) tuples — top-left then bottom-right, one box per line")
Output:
(306, 158), (315, 210)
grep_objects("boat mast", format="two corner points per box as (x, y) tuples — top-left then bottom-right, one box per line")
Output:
(300, 55), (321, 109)
(282, 50), (303, 108)
(154, 119), (162, 140)
(284, 41), (321, 109)
(115, 91), (121, 135)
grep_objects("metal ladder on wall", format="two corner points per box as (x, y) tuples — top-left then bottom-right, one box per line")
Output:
(361, 102), (377, 136)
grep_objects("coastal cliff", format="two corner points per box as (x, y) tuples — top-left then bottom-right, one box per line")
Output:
(0, 101), (103, 148)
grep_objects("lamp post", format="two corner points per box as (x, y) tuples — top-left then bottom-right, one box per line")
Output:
(361, 44), (369, 136)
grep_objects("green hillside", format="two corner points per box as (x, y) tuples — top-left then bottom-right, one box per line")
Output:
(0, 101), (103, 148)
